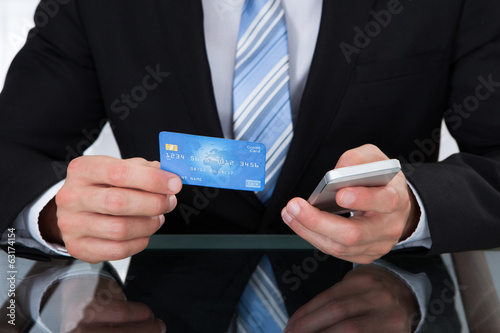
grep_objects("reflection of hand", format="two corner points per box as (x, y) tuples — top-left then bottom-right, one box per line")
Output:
(285, 265), (419, 333)
(282, 144), (420, 264)
(43, 156), (182, 263)
(49, 276), (166, 333)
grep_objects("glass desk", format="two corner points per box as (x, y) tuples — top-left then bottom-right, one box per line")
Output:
(0, 235), (498, 332)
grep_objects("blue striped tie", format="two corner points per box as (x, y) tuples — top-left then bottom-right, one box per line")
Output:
(236, 256), (288, 332)
(234, 1), (291, 332)
(233, 0), (294, 205)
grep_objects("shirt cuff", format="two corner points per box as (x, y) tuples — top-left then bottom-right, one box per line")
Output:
(20, 261), (112, 332)
(371, 260), (432, 333)
(393, 181), (432, 250)
(7, 180), (70, 256)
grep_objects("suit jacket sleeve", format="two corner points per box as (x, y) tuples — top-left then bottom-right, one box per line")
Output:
(406, 0), (500, 255)
(0, 0), (106, 259)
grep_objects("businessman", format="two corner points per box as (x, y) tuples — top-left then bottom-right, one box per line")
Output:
(1, 0), (500, 305)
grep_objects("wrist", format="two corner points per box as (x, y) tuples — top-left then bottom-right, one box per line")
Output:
(400, 185), (421, 241)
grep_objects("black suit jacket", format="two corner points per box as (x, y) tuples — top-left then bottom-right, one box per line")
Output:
(1, 0), (500, 257)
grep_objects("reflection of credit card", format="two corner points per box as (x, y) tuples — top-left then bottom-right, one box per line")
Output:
(159, 131), (266, 191)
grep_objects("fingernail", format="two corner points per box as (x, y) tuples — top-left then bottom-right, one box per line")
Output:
(282, 209), (292, 224)
(287, 201), (301, 217)
(158, 214), (165, 229)
(158, 319), (167, 333)
(168, 195), (177, 210)
(340, 190), (355, 206)
(168, 177), (182, 192)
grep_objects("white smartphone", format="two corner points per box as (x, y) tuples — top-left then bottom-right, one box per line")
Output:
(307, 159), (401, 214)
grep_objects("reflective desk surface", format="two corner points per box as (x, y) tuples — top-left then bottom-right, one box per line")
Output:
(1, 235), (499, 333)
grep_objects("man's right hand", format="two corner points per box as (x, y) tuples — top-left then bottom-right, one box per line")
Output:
(43, 155), (182, 263)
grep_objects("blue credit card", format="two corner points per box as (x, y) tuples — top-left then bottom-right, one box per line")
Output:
(159, 131), (266, 191)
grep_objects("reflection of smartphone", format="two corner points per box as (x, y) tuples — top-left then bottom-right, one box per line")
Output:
(307, 159), (401, 214)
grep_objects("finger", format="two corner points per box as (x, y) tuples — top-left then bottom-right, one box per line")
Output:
(282, 198), (360, 249)
(286, 296), (374, 333)
(127, 158), (161, 169)
(81, 185), (177, 216)
(281, 200), (387, 263)
(321, 309), (411, 333)
(64, 236), (151, 263)
(81, 300), (154, 325)
(61, 213), (165, 241)
(288, 278), (372, 326)
(72, 319), (166, 333)
(288, 268), (387, 327)
(68, 156), (182, 195)
(336, 181), (405, 214)
(335, 144), (388, 169)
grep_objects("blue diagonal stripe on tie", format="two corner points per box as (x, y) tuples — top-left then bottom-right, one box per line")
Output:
(233, 0), (293, 205)
(236, 256), (288, 333)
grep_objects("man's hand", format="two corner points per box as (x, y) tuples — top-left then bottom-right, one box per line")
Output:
(45, 276), (166, 333)
(282, 144), (420, 264)
(284, 265), (419, 333)
(43, 155), (182, 263)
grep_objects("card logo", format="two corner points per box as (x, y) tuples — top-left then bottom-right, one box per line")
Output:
(246, 180), (262, 188)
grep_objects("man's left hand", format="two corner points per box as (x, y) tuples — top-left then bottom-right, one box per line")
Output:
(282, 144), (420, 264)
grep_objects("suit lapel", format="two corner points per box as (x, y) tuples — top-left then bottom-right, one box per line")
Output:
(155, 0), (222, 137)
(260, 0), (377, 231)
(155, 0), (264, 212)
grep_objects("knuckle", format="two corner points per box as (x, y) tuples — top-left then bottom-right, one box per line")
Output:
(150, 195), (167, 215)
(107, 162), (129, 186)
(386, 187), (401, 212)
(108, 218), (130, 240)
(55, 187), (73, 208)
(129, 157), (147, 164)
(374, 288), (395, 305)
(326, 241), (348, 257)
(56, 213), (71, 233)
(329, 302), (348, 318)
(343, 224), (362, 247)
(108, 243), (130, 261)
(148, 171), (165, 189)
(357, 274), (376, 286)
(306, 212), (322, 231)
(339, 148), (364, 166)
(103, 188), (126, 214)
(361, 143), (379, 152)
(67, 156), (85, 176)
(388, 224), (404, 242)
